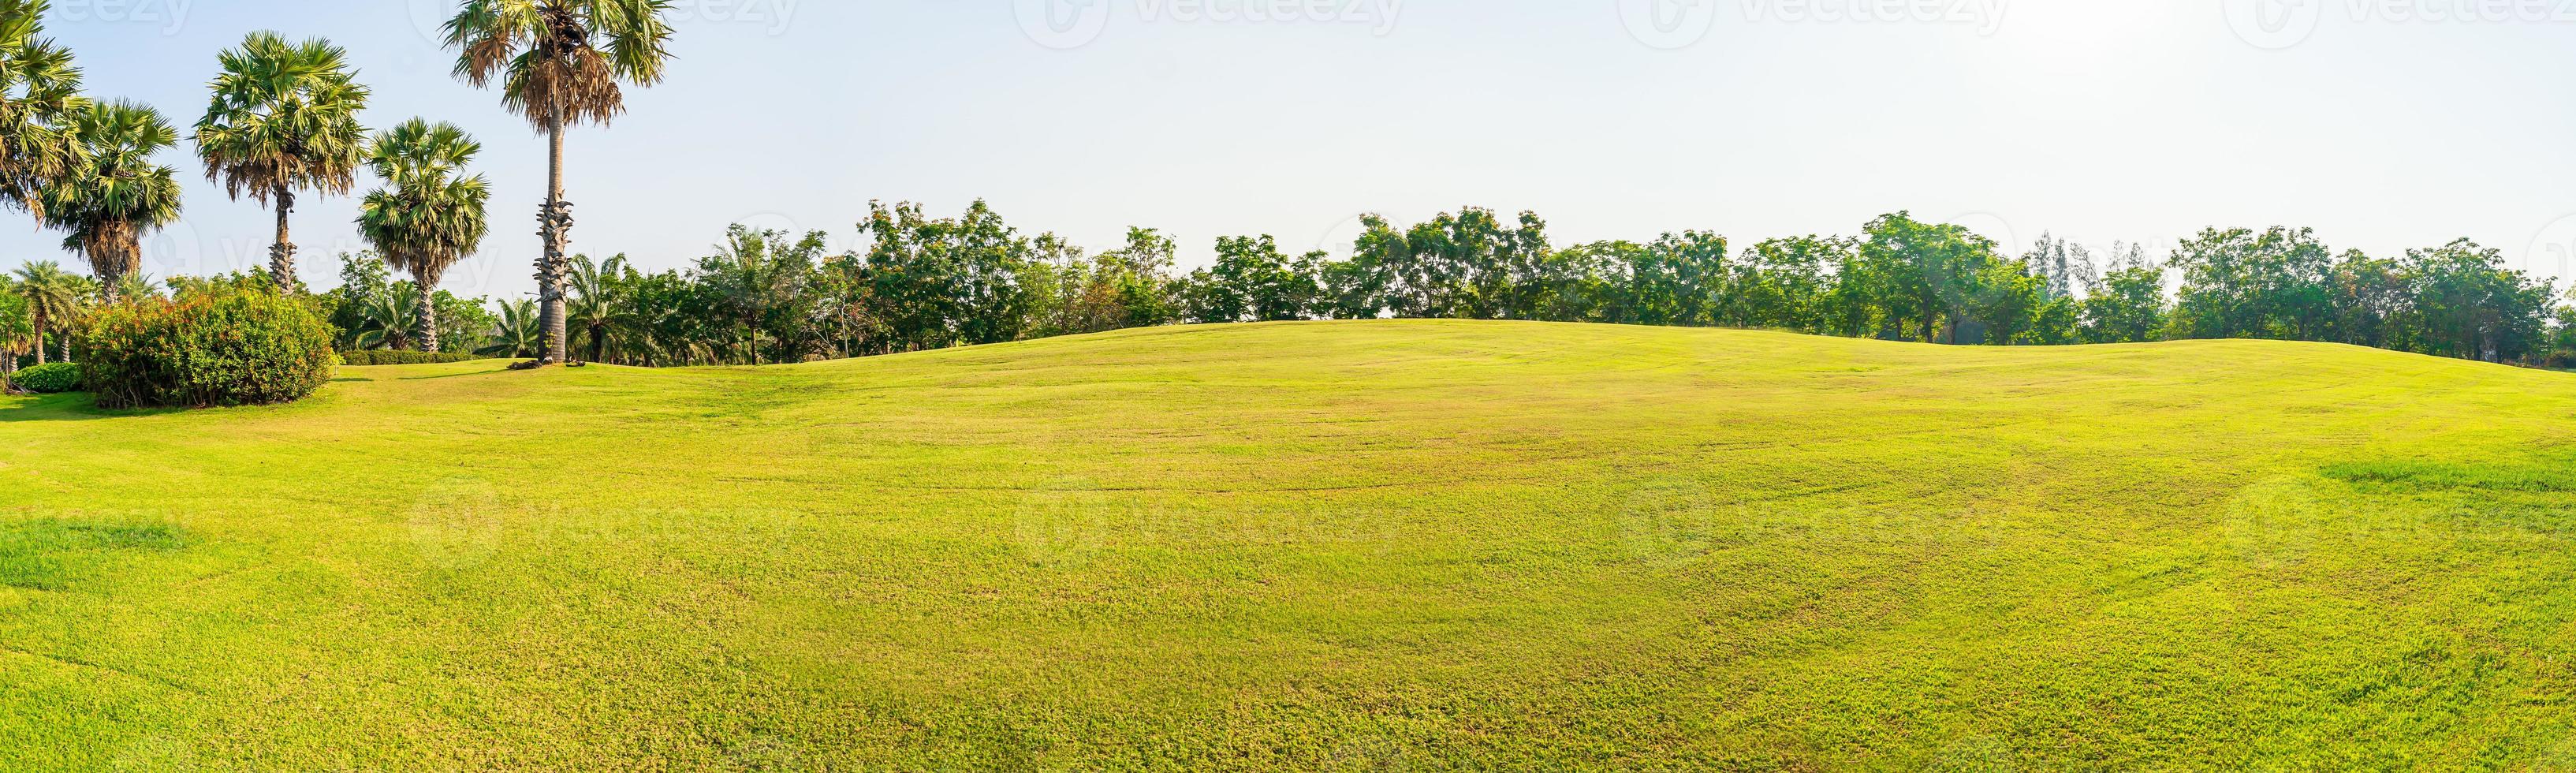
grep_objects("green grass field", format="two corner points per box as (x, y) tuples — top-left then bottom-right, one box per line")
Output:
(6, 319), (2576, 770)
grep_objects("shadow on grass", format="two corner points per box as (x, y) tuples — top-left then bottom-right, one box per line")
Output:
(0, 393), (186, 423)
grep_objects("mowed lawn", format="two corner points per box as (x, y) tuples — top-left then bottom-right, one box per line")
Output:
(6, 319), (2576, 770)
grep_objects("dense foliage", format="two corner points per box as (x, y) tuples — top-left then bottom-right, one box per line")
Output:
(449, 203), (2567, 369)
(6, 360), (74, 392)
(73, 286), (335, 409)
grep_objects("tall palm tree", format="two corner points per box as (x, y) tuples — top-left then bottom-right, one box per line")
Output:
(357, 118), (490, 353)
(195, 32), (370, 291)
(0, 0), (87, 219)
(8, 260), (81, 364)
(444, 0), (674, 366)
(43, 100), (182, 302)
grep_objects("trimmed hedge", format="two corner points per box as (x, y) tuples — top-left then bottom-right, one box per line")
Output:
(76, 289), (336, 409)
(8, 362), (80, 394)
(337, 350), (494, 366)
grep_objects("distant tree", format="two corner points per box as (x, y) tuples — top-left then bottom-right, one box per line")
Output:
(2170, 226), (2334, 340)
(43, 100), (181, 302)
(2388, 239), (2552, 362)
(1858, 212), (2004, 343)
(358, 118), (491, 352)
(699, 225), (825, 364)
(2081, 264), (2169, 344)
(196, 32), (371, 289)
(1184, 234), (1318, 323)
(7, 261), (85, 363)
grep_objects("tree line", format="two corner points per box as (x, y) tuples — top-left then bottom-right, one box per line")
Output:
(121, 201), (2548, 372)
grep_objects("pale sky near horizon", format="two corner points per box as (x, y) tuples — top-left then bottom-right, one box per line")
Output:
(5, 0), (2574, 300)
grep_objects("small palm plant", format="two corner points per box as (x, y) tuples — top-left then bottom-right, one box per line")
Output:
(195, 32), (370, 290)
(352, 289), (419, 351)
(565, 252), (634, 364)
(443, 0), (674, 365)
(43, 100), (182, 302)
(357, 118), (490, 353)
(479, 297), (543, 358)
(0, 0), (88, 218)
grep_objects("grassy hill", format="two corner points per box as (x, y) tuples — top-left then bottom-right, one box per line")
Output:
(5, 319), (2575, 769)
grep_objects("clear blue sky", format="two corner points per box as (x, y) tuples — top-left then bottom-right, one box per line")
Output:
(9, 0), (2576, 300)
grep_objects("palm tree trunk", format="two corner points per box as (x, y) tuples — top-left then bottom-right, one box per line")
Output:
(416, 268), (442, 353)
(270, 187), (297, 290)
(538, 114), (570, 365)
(31, 312), (45, 365)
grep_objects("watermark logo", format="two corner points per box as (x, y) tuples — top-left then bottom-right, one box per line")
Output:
(1016, 0), (1405, 50)
(2523, 212), (2576, 290)
(1627, 0), (2011, 47)
(2223, 0), (2576, 50)
(1017, 0), (1115, 49)
(2221, 0), (2323, 50)
(2221, 475), (2318, 571)
(1618, 0), (1721, 49)
(46, 0), (193, 35)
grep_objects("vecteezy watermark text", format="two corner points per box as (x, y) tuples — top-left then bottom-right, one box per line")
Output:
(1620, 0), (2009, 50)
(47, 0), (193, 35)
(1016, 0), (1404, 50)
(2225, 0), (2576, 50)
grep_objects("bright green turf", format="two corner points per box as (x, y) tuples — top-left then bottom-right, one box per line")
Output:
(6, 319), (2576, 770)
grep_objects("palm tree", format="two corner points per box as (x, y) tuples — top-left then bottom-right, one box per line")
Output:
(109, 272), (157, 302)
(352, 289), (419, 351)
(43, 100), (182, 302)
(444, 0), (674, 366)
(0, 274), (28, 381)
(195, 32), (370, 290)
(702, 226), (808, 365)
(357, 118), (490, 353)
(565, 252), (633, 364)
(8, 260), (82, 364)
(479, 297), (542, 357)
(0, 0), (88, 219)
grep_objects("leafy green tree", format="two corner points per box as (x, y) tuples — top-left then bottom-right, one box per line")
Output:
(2170, 226), (2334, 341)
(2080, 264), (2168, 344)
(445, 0), (676, 366)
(2387, 239), (2553, 362)
(358, 118), (491, 352)
(1727, 236), (1847, 332)
(856, 200), (1035, 354)
(1184, 234), (1317, 323)
(196, 32), (371, 289)
(43, 100), (181, 302)
(1857, 212), (2003, 342)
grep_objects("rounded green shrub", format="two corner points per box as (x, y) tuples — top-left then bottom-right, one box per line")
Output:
(76, 289), (337, 409)
(7, 362), (80, 394)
